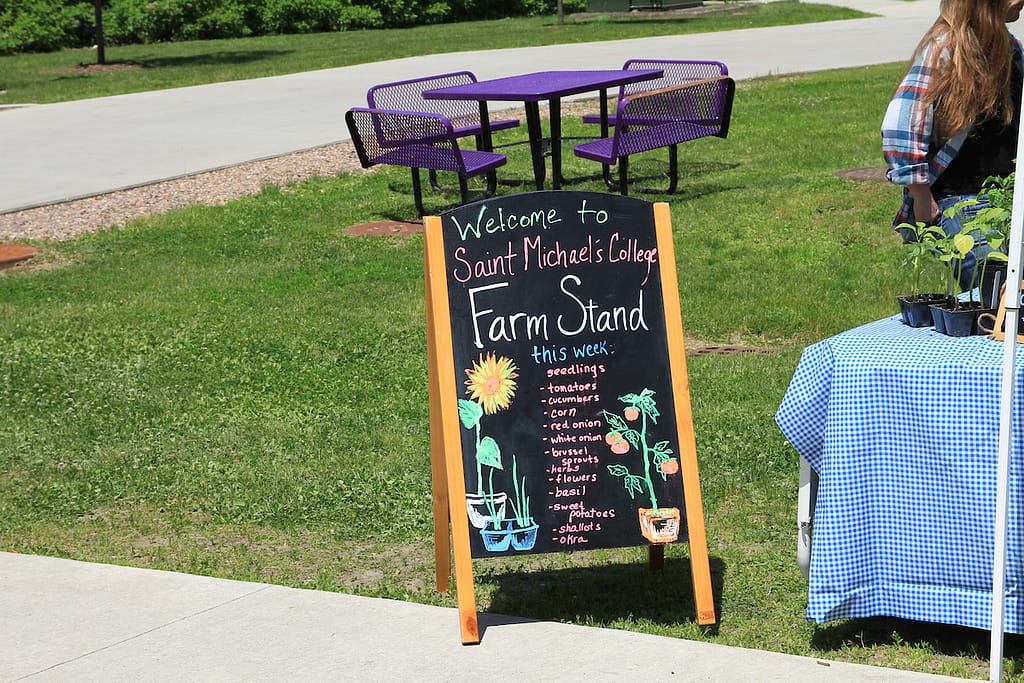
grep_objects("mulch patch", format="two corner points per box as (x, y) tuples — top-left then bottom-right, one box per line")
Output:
(0, 244), (39, 269)
(42, 61), (147, 76)
(687, 343), (779, 357)
(836, 166), (888, 183)
(345, 220), (423, 236)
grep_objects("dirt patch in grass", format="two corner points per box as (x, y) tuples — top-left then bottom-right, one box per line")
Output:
(836, 166), (888, 183)
(345, 220), (423, 236)
(686, 342), (780, 357)
(67, 61), (147, 74)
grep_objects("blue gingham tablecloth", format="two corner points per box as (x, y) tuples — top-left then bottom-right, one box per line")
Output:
(776, 315), (1024, 632)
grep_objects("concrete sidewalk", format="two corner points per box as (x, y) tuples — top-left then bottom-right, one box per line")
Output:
(0, 0), (940, 213)
(0, 552), (968, 682)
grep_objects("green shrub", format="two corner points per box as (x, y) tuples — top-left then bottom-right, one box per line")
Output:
(261, 0), (378, 33)
(262, 0), (334, 33)
(354, 0), (449, 27)
(103, 0), (252, 43)
(338, 3), (381, 29)
(0, 0), (585, 51)
(450, 0), (585, 20)
(0, 0), (92, 53)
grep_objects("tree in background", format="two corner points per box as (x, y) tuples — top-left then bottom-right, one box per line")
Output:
(92, 0), (105, 63)
(0, 0), (584, 55)
(0, 0), (92, 54)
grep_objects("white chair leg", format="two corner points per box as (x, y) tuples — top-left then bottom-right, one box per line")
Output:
(797, 457), (818, 579)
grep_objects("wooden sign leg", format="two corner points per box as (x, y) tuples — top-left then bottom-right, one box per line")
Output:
(426, 276), (452, 592)
(654, 204), (717, 626)
(424, 216), (480, 644)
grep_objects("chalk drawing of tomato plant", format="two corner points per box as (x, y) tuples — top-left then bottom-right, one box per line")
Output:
(457, 353), (536, 552)
(603, 388), (681, 544)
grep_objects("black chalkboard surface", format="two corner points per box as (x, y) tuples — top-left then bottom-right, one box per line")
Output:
(435, 191), (688, 557)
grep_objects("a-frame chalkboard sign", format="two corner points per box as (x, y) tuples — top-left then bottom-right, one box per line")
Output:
(424, 191), (715, 643)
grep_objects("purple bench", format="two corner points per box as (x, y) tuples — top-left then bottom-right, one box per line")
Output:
(367, 71), (519, 194)
(345, 107), (507, 216)
(573, 76), (735, 196)
(367, 71), (520, 145)
(581, 59), (729, 129)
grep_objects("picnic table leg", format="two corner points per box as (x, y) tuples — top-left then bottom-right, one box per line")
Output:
(666, 144), (679, 194)
(524, 101), (546, 191)
(428, 170), (442, 193)
(600, 88), (616, 189)
(476, 102), (498, 189)
(411, 168), (428, 216)
(550, 97), (562, 190)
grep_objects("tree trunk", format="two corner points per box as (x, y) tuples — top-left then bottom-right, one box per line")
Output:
(94, 0), (106, 65)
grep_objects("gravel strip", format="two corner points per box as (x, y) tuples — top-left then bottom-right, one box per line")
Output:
(0, 141), (368, 242)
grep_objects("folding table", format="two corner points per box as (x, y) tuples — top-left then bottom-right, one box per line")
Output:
(776, 315), (1024, 632)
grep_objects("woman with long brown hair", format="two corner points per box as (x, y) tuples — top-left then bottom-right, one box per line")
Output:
(882, 0), (1024, 289)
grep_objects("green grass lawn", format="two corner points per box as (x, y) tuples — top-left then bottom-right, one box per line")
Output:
(5, 56), (1024, 679)
(0, 2), (866, 104)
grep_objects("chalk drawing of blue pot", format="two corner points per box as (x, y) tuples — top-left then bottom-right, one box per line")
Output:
(480, 520), (513, 552)
(510, 518), (539, 551)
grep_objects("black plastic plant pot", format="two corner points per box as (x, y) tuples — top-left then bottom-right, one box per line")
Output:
(940, 303), (987, 337)
(897, 293), (948, 327)
(930, 303), (948, 334)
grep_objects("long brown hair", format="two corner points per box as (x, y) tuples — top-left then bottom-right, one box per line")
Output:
(916, 0), (1014, 143)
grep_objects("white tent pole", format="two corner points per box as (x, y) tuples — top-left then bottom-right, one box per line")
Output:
(989, 92), (1024, 682)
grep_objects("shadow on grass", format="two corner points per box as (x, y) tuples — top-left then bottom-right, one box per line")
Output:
(378, 160), (741, 222)
(812, 615), (1024, 665)
(475, 553), (726, 638)
(66, 50), (294, 74)
(146, 49), (296, 68)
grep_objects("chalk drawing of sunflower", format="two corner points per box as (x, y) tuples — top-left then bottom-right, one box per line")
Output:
(465, 353), (518, 414)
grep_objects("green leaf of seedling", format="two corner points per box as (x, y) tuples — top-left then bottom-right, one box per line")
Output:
(623, 429), (641, 449)
(944, 198), (979, 219)
(458, 399), (482, 429)
(953, 232), (975, 257)
(476, 436), (502, 469)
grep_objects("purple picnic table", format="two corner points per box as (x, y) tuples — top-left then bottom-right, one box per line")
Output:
(422, 69), (663, 190)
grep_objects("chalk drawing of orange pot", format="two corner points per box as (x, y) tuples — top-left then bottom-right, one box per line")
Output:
(639, 507), (681, 544)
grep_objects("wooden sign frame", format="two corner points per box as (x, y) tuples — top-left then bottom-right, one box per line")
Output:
(980, 280), (1024, 343)
(424, 194), (715, 644)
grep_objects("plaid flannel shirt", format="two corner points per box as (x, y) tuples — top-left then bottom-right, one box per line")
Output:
(881, 33), (1024, 227)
